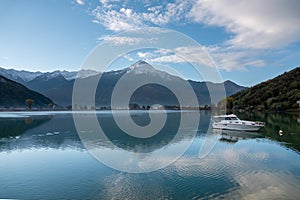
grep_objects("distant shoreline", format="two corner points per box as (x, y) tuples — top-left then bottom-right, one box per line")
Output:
(1, 108), (299, 113)
(0, 107), (210, 112)
(226, 108), (300, 114)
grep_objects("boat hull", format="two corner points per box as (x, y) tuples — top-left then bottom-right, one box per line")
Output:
(212, 123), (263, 132)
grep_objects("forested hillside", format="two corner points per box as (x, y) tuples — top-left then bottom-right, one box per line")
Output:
(227, 67), (300, 111)
(0, 75), (54, 108)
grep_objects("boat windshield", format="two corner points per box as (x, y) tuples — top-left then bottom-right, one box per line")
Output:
(225, 117), (239, 120)
(230, 117), (239, 120)
(213, 116), (239, 122)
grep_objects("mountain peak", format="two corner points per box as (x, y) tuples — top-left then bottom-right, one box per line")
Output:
(127, 60), (156, 74)
(129, 60), (152, 69)
(224, 80), (236, 85)
(35, 72), (66, 81)
(136, 60), (149, 65)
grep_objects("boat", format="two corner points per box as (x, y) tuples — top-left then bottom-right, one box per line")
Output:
(212, 114), (265, 131)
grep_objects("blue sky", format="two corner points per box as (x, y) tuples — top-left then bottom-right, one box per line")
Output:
(0, 0), (300, 86)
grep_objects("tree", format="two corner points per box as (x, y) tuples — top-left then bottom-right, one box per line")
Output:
(218, 97), (234, 110)
(25, 99), (34, 110)
(226, 97), (234, 109)
(217, 98), (227, 110)
(129, 103), (140, 110)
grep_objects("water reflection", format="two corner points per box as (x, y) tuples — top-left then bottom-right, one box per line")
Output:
(0, 115), (52, 138)
(89, 111), (207, 153)
(0, 111), (209, 154)
(215, 129), (264, 144)
(0, 111), (300, 199)
(98, 111), (181, 153)
(1, 111), (299, 155)
(0, 113), (83, 152)
(235, 111), (300, 153)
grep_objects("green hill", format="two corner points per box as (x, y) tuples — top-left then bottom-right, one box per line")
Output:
(0, 75), (54, 108)
(228, 67), (300, 111)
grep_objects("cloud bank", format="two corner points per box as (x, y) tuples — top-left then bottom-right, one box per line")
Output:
(89, 0), (300, 71)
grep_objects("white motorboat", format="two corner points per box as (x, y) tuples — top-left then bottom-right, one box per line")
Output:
(212, 114), (265, 131)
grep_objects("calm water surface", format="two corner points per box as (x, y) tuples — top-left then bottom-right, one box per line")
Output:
(0, 111), (300, 199)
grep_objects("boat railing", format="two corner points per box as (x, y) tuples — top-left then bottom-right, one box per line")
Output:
(255, 121), (265, 126)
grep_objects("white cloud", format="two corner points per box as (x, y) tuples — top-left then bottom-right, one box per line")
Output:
(99, 0), (120, 8)
(147, 46), (215, 68)
(146, 46), (266, 71)
(206, 46), (266, 71)
(137, 52), (153, 58)
(148, 54), (183, 63)
(92, 0), (192, 32)
(142, 1), (191, 25)
(75, 0), (84, 5)
(188, 0), (300, 49)
(90, 0), (300, 71)
(93, 0), (300, 49)
(92, 6), (144, 31)
(98, 35), (143, 45)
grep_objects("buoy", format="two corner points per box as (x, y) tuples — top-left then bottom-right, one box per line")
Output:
(279, 130), (283, 136)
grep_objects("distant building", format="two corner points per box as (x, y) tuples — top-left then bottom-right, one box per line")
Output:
(151, 104), (164, 110)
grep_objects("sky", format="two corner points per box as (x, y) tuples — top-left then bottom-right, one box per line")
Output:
(0, 0), (300, 86)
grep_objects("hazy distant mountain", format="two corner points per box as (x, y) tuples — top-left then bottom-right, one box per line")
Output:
(59, 69), (99, 80)
(0, 75), (53, 108)
(94, 61), (186, 106)
(0, 67), (43, 83)
(0, 67), (99, 83)
(0, 61), (246, 106)
(230, 66), (300, 111)
(189, 80), (247, 107)
(25, 74), (74, 105)
(93, 61), (246, 106)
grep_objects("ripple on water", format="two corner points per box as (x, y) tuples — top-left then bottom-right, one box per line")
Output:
(157, 155), (237, 199)
(98, 173), (169, 200)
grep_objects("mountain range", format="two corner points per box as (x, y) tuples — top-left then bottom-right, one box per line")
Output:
(0, 61), (246, 107)
(0, 67), (99, 83)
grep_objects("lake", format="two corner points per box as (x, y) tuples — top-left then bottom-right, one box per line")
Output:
(0, 111), (300, 199)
